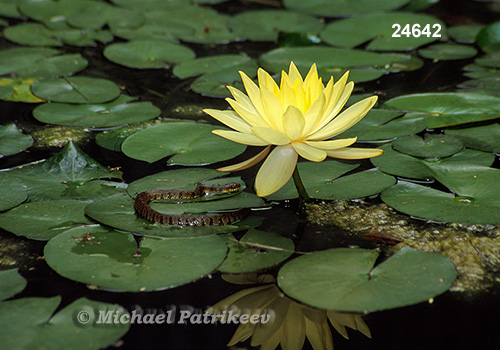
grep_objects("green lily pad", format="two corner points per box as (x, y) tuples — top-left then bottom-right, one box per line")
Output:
(0, 199), (94, 240)
(14, 53), (88, 78)
(121, 122), (246, 165)
(31, 77), (121, 104)
(0, 124), (33, 156)
(0, 47), (59, 75)
(445, 123), (500, 153)
(381, 165), (500, 224)
(283, 0), (410, 16)
(477, 20), (500, 53)
(392, 134), (463, 158)
(448, 25), (484, 44)
(32, 95), (160, 128)
(0, 0), (22, 17)
(456, 78), (500, 98)
(383, 92), (500, 128)
(278, 247), (456, 313)
(111, 23), (180, 43)
(227, 10), (324, 42)
(260, 46), (423, 83)
(65, 2), (144, 31)
(418, 43), (477, 61)
(173, 55), (256, 79)
(337, 109), (426, 141)
(218, 229), (295, 274)
(0, 297), (129, 350)
(0, 78), (44, 102)
(4, 23), (62, 46)
(402, 0), (439, 11)
(0, 177), (27, 211)
(0, 142), (122, 202)
(44, 225), (228, 291)
(320, 12), (445, 51)
(0, 269), (26, 301)
(103, 39), (195, 69)
(371, 144), (495, 179)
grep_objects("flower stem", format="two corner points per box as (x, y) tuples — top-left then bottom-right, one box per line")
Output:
(292, 166), (311, 207)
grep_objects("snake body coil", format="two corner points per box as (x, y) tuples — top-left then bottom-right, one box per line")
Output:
(134, 183), (247, 226)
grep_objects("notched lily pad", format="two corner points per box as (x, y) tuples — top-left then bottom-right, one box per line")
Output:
(392, 134), (463, 158)
(121, 122), (246, 165)
(44, 225), (228, 292)
(32, 95), (160, 128)
(0, 124), (33, 156)
(418, 43), (477, 61)
(31, 77), (121, 104)
(445, 123), (500, 153)
(278, 247), (456, 313)
(0, 296), (129, 350)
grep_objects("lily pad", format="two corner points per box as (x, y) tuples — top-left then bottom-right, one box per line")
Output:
(104, 39), (195, 69)
(0, 142), (122, 202)
(445, 123), (500, 153)
(0, 78), (44, 103)
(456, 78), (500, 98)
(4, 23), (63, 46)
(278, 247), (456, 313)
(392, 134), (463, 158)
(320, 12), (445, 51)
(121, 123), (246, 165)
(32, 95), (160, 128)
(0, 199), (94, 240)
(31, 77), (121, 104)
(65, 2), (144, 30)
(383, 92), (500, 128)
(0, 124), (33, 156)
(0, 297), (129, 350)
(14, 53), (88, 78)
(0, 177), (28, 211)
(418, 43), (477, 61)
(0, 269), (26, 301)
(260, 46), (423, 83)
(477, 20), (500, 53)
(283, 0), (410, 16)
(0, 47), (59, 75)
(44, 225), (228, 291)
(337, 109), (426, 141)
(172, 55), (256, 79)
(218, 229), (295, 274)
(448, 25), (484, 44)
(371, 144), (495, 179)
(227, 10), (324, 42)
(381, 165), (500, 224)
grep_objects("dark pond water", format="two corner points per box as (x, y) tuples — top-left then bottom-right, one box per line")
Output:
(1, 0), (500, 349)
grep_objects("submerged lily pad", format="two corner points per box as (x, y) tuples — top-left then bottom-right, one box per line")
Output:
(445, 123), (500, 153)
(0, 124), (33, 156)
(44, 225), (228, 291)
(227, 10), (324, 42)
(32, 95), (160, 128)
(278, 247), (456, 313)
(218, 229), (294, 274)
(121, 123), (246, 165)
(268, 161), (395, 201)
(0, 142), (122, 202)
(0, 269), (26, 301)
(284, 0), (410, 16)
(0, 296), (129, 350)
(383, 92), (500, 128)
(337, 109), (426, 141)
(260, 46), (423, 83)
(371, 144), (494, 179)
(104, 39), (195, 69)
(392, 134), (463, 158)
(0, 78), (44, 103)
(320, 12), (445, 51)
(418, 43), (477, 61)
(381, 165), (500, 224)
(31, 77), (121, 104)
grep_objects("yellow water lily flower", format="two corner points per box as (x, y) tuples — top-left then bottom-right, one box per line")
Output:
(204, 62), (382, 197)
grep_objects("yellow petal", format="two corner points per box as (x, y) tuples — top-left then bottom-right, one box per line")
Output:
(252, 294), (291, 346)
(305, 137), (357, 150)
(260, 324), (283, 350)
(258, 68), (279, 96)
(216, 146), (271, 172)
(203, 108), (251, 133)
(283, 105), (305, 141)
(304, 317), (333, 350)
(239, 70), (269, 124)
(227, 97), (268, 128)
(213, 129), (268, 146)
(252, 126), (290, 145)
(288, 61), (303, 85)
(282, 302), (306, 350)
(325, 147), (383, 159)
(279, 71), (296, 110)
(255, 145), (298, 196)
(260, 85), (284, 132)
(303, 91), (326, 134)
(207, 285), (274, 314)
(354, 315), (372, 338)
(308, 95), (377, 140)
(292, 142), (327, 162)
(227, 322), (257, 346)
